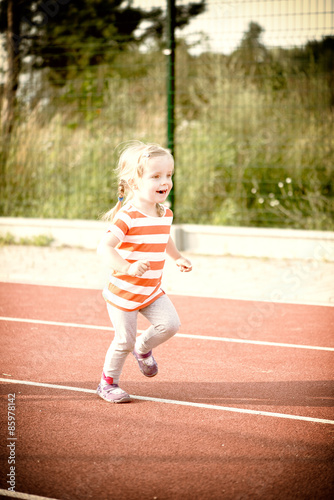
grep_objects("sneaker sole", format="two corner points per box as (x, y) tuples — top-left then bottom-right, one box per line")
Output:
(139, 368), (158, 378)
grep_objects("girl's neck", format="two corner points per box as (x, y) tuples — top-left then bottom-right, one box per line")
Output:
(131, 197), (160, 217)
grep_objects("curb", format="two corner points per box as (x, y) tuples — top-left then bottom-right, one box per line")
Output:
(1, 217), (334, 261)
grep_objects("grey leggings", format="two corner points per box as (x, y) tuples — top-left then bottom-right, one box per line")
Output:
(103, 294), (181, 384)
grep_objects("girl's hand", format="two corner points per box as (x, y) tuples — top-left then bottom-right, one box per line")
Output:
(175, 257), (192, 272)
(128, 260), (150, 277)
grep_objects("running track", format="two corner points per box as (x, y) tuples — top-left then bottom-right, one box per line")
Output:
(0, 282), (333, 500)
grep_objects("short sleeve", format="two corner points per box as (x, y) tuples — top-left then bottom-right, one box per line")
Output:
(107, 211), (132, 242)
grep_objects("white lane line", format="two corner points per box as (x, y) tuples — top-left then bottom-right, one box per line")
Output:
(1, 378), (334, 426)
(176, 333), (334, 351)
(1, 316), (334, 352)
(0, 488), (60, 500)
(0, 316), (114, 331)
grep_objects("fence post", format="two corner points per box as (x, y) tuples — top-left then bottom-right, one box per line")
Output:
(166, 0), (175, 213)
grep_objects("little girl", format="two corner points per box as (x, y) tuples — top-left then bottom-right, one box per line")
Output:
(97, 141), (192, 403)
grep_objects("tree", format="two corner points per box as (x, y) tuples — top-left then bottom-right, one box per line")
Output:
(291, 36), (334, 108)
(239, 22), (267, 61)
(231, 21), (270, 79)
(0, 0), (22, 135)
(0, 0), (206, 133)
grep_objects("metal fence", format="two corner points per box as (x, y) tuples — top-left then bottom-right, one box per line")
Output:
(1, 0), (333, 229)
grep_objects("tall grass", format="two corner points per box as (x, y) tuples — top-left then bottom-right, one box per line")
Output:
(175, 63), (334, 229)
(1, 50), (333, 229)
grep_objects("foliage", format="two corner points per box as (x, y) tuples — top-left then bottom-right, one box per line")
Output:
(0, 24), (333, 230)
(173, 43), (334, 229)
(288, 35), (334, 108)
(0, 232), (54, 246)
(0, 0), (205, 83)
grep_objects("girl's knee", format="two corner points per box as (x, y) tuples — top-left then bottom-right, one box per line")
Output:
(172, 319), (181, 335)
(163, 317), (181, 336)
(112, 339), (135, 354)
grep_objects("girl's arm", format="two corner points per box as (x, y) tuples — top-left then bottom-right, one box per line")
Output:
(166, 235), (192, 272)
(97, 232), (150, 277)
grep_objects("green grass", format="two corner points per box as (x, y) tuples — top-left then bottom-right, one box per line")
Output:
(0, 233), (54, 247)
(1, 51), (333, 230)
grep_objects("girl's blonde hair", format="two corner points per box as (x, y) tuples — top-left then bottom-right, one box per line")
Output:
(102, 141), (174, 222)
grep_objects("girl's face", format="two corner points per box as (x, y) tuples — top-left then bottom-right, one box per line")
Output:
(133, 155), (174, 212)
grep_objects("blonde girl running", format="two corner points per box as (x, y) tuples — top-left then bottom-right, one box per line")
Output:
(97, 141), (192, 403)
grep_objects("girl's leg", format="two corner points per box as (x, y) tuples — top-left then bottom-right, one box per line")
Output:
(135, 294), (181, 354)
(103, 303), (138, 384)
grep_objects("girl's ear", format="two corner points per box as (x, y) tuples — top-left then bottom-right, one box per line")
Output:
(128, 179), (137, 190)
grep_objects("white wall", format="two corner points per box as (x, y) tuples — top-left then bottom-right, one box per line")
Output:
(1, 217), (334, 262)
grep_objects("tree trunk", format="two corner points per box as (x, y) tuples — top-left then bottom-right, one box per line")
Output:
(1, 0), (21, 137)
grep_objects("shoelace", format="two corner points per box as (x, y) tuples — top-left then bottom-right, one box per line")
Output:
(142, 356), (155, 366)
(104, 384), (124, 395)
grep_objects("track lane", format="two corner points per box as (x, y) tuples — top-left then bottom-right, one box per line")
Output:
(1, 282), (333, 500)
(1, 319), (333, 421)
(1, 379), (333, 500)
(1, 282), (334, 346)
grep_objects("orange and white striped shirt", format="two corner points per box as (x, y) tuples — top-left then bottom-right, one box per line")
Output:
(102, 203), (173, 311)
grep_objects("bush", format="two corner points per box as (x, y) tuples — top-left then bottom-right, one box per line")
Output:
(1, 49), (333, 230)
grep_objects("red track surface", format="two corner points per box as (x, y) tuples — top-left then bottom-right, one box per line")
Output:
(0, 282), (333, 500)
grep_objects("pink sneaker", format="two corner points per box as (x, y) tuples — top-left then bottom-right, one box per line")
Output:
(133, 349), (158, 377)
(96, 383), (131, 403)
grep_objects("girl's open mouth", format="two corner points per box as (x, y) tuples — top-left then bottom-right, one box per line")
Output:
(157, 190), (167, 194)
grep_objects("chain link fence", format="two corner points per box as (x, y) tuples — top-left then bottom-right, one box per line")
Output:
(1, 0), (333, 229)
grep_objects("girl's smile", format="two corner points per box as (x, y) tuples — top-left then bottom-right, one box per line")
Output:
(132, 155), (174, 214)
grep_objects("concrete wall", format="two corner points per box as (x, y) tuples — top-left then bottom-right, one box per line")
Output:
(175, 224), (334, 261)
(1, 217), (334, 262)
